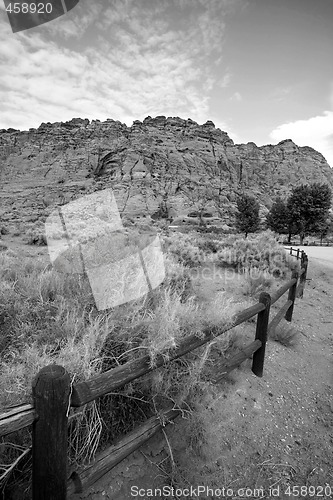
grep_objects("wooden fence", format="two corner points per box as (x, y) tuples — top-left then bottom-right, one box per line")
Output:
(282, 239), (333, 247)
(0, 247), (309, 499)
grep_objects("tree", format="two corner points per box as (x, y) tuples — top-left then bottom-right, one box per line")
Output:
(235, 194), (260, 238)
(266, 197), (289, 234)
(314, 212), (333, 244)
(287, 183), (332, 244)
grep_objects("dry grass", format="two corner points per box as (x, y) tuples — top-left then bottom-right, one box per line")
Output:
(216, 231), (300, 277)
(0, 229), (299, 497)
(242, 269), (274, 298)
(162, 232), (204, 267)
(0, 237), (239, 497)
(268, 319), (299, 347)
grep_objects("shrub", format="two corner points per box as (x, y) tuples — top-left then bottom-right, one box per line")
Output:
(242, 269), (274, 297)
(269, 319), (299, 346)
(25, 222), (47, 246)
(215, 231), (297, 278)
(145, 289), (239, 402)
(197, 238), (220, 254)
(162, 254), (194, 302)
(162, 232), (204, 267)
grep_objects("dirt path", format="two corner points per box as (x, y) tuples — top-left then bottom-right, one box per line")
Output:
(284, 245), (333, 270)
(70, 256), (333, 500)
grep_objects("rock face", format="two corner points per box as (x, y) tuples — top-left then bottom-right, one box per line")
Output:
(0, 116), (332, 230)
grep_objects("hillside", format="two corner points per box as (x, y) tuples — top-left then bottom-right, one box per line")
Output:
(1, 116), (333, 232)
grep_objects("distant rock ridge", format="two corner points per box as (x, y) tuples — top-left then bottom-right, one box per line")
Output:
(0, 116), (332, 229)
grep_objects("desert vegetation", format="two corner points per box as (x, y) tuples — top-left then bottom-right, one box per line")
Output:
(0, 229), (299, 497)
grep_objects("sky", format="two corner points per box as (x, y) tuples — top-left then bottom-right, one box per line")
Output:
(0, 0), (333, 167)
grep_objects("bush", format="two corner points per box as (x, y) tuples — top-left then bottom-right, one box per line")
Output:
(162, 254), (194, 302)
(243, 269), (274, 297)
(197, 238), (221, 254)
(162, 232), (204, 267)
(215, 231), (298, 278)
(25, 222), (47, 246)
(269, 319), (299, 346)
(196, 226), (228, 234)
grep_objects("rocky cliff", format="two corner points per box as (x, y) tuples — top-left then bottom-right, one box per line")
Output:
(1, 115), (332, 230)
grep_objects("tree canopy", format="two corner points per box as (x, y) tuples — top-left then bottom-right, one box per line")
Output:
(287, 183), (332, 244)
(266, 197), (289, 234)
(235, 193), (260, 238)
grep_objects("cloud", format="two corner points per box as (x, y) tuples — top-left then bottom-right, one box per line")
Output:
(0, 0), (234, 130)
(270, 111), (333, 168)
(230, 91), (242, 102)
(269, 86), (292, 102)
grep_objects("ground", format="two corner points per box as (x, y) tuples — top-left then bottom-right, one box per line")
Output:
(1, 236), (332, 499)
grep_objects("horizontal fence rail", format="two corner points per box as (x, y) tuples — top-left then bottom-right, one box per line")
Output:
(67, 406), (181, 495)
(213, 339), (262, 383)
(268, 299), (293, 334)
(0, 246), (308, 499)
(71, 301), (266, 408)
(270, 276), (297, 305)
(0, 404), (35, 438)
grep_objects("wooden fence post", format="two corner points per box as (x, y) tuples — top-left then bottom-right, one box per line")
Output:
(252, 292), (271, 378)
(285, 270), (298, 322)
(32, 365), (71, 500)
(299, 257), (308, 299)
(290, 247), (292, 255)
(297, 248), (300, 260)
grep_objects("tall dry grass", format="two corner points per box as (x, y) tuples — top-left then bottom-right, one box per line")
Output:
(0, 229), (298, 497)
(0, 237), (239, 497)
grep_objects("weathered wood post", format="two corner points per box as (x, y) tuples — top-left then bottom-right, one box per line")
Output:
(289, 247), (292, 255)
(252, 292), (271, 377)
(32, 365), (71, 500)
(297, 248), (300, 260)
(299, 255), (308, 299)
(285, 269), (298, 322)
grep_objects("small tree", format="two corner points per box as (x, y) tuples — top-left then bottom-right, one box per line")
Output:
(287, 183), (332, 244)
(314, 212), (333, 244)
(266, 197), (289, 234)
(235, 194), (260, 238)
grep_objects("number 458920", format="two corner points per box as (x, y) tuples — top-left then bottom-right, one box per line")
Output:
(5, 3), (53, 14)
(285, 485), (332, 497)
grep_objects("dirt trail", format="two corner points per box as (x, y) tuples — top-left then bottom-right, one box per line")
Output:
(71, 256), (333, 500)
(287, 245), (333, 271)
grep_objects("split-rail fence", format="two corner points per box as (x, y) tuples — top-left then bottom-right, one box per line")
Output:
(0, 247), (308, 499)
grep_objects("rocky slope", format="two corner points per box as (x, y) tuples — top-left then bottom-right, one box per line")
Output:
(0, 116), (332, 230)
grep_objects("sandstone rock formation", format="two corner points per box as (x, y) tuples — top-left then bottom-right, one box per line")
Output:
(0, 116), (332, 231)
